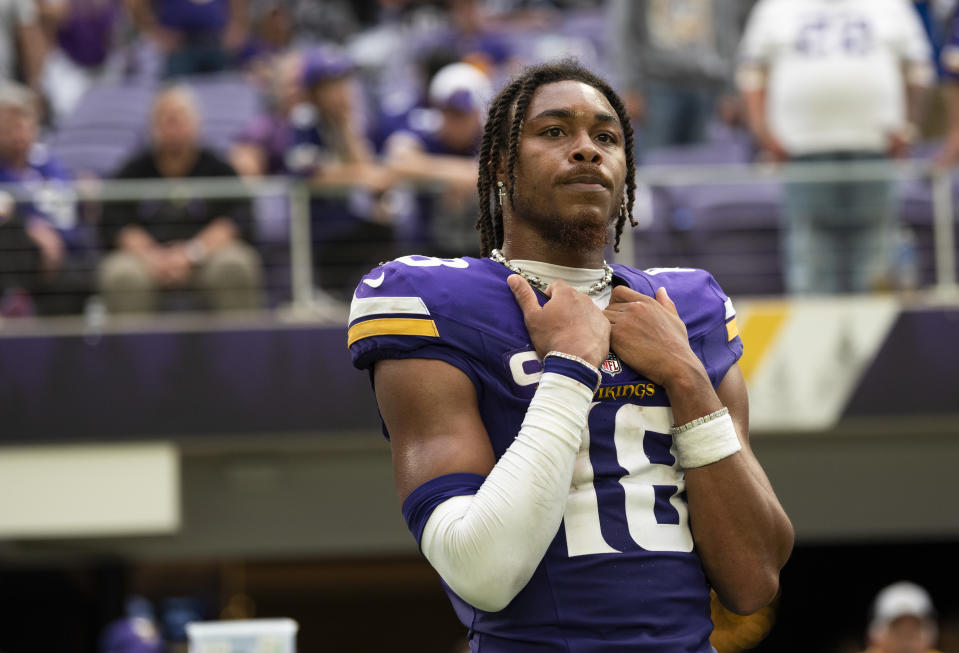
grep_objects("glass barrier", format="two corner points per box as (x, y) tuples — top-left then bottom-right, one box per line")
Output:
(0, 159), (957, 325)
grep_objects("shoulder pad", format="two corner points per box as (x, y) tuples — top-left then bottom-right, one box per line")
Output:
(347, 255), (505, 369)
(620, 266), (734, 340)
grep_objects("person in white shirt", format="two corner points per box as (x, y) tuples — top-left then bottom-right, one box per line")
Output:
(738, 0), (934, 294)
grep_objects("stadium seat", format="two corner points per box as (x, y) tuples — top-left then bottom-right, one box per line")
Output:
(49, 82), (156, 177)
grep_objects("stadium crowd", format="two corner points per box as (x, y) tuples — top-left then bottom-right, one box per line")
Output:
(2, 0), (959, 318)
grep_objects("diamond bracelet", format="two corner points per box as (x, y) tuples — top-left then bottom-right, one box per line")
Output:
(671, 406), (730, 435)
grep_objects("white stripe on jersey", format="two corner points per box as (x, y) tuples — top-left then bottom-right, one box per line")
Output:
(349, 296), (431, 322)
(644, 267), (697, 275)
(724, 297), (736, 320)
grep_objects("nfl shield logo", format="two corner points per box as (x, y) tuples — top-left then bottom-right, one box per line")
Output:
(601, 353), (622, 376)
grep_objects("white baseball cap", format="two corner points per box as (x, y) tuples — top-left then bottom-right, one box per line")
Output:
(871, 581), (936, 629)
(428, 63), (492, 114)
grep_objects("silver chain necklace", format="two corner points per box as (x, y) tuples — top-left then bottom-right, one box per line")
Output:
(489, 249), (614, 296)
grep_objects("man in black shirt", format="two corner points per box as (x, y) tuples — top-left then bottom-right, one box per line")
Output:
(98, 85), (263, 313)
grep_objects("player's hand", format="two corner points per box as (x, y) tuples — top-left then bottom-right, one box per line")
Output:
(603, 286), (704, 388)
(508, 275), (609, 368)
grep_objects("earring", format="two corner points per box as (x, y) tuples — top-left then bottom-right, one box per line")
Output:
(497, 181), (506, 207)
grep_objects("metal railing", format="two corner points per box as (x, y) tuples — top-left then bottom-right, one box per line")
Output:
(1, 158), (957, 324)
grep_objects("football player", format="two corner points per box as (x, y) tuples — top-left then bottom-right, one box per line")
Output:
(348, 60), (793, 652)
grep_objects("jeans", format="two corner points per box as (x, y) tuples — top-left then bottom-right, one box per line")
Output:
(640, 79), (717, 152)
(782, 152), (896, 294)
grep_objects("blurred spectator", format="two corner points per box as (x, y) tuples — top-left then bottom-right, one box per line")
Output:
(126, 0), (250, 77)
(37, 0), (124, 124)
(441, 0), (520, 78)
(259, 0), (363, 47)
(230, 52), (303, 177)
(935, 6), (959, 165)
(235, 0), (293, 67)
(608, 0), (754, 153)
(98, 85), (263, 313)
(739, 0), (934, 294)
(99, 616), (164, 653)
(286, 46), (395, 299)
(860, 581), (941, 653)
(0, 0), (46, 99)
(228, 51), (300, 305)
(0, 193), (41, 316)
(383, 61), (490, 257)
(286, 47), (389, 190)
(0, 80), (90, 314)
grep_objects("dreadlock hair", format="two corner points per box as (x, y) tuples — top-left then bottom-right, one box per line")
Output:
(475, 59), (637, 257)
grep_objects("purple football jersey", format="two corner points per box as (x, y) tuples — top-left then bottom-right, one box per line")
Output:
(348, 255), (743, 652)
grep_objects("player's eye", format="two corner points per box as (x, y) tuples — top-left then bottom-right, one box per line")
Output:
(542, 127), (565, 137)
(596, 132), (618, 144)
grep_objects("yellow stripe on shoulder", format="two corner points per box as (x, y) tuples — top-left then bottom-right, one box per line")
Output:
(347, 317), (440, 347)
(726, 317), (739, 342)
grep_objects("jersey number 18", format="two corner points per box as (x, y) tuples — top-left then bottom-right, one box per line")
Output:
(564, 403), (694, 556)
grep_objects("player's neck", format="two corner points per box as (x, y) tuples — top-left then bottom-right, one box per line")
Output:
(501, 232), (605, 270)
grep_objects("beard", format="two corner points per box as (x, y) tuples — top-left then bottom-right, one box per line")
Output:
(512, 191), (614, 251)
(541, 211), (612, 251)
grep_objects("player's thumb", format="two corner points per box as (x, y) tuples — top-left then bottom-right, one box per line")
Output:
(508, 274), (539, 316)
(656, 287), (679, 315)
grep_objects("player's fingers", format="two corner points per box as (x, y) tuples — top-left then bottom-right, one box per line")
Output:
(610, 285), (653, 305)
(655, 287), (679, 316)
(543, 278), (571, 299)
(507, 274), (540, 316)
(602, 302), (628, 317)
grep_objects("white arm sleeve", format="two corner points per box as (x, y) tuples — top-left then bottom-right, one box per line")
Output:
(419, 370), (594, 612)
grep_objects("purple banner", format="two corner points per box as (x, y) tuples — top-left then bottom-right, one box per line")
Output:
(0, 325), (380, 443)
(844, 309), (959, 418)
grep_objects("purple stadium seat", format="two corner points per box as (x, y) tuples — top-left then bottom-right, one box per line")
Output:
(50, 82), (156, 176)
(682, 182), (781, 230)
(676, 183), (783, 296)
(636, 144), (782, 295)
(51, 74), (263, 176)
(640, 141), (753, 229)
(186, 74), (263, 154)
(642, 141), (751, 167)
